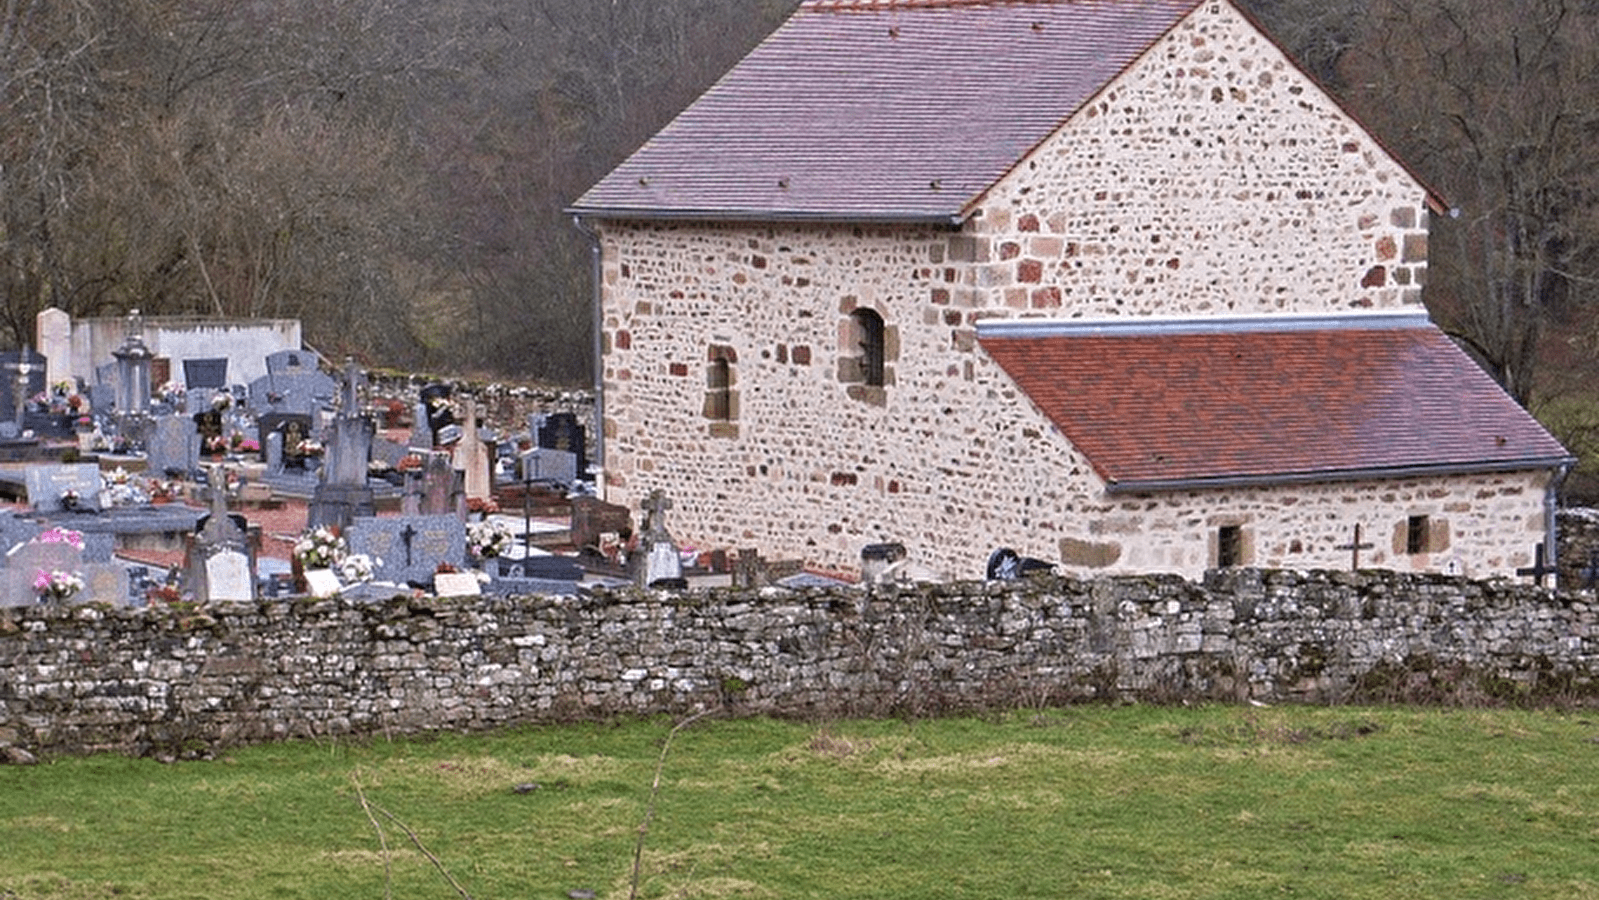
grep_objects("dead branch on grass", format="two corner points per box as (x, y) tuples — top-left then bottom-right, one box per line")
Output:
(630, 707), (721, 900)
(351, 773), (474, 900)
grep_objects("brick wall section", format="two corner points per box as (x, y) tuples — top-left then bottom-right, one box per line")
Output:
(592, 3), (1499, 582)
(3, 571), (1596, 759)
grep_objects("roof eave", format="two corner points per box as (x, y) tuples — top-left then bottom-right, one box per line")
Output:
(566, 204), (969, 228)
(1104, 456), (1578, 495)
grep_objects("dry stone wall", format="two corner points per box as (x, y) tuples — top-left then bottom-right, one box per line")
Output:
(3, 571), (1597, 760)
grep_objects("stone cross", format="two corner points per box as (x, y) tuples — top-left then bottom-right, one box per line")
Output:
(339, 356), (362, 418)
(641, 489), (673, 542)
(1336, 523), (1374, 570)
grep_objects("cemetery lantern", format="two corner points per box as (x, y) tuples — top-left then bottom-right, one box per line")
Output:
(112, 309), (153, 416)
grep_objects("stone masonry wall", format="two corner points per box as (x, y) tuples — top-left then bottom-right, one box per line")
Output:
(594, 2), (1472, 581)
(968, 0), (1432, 317)
(3, 571), (1596, 759)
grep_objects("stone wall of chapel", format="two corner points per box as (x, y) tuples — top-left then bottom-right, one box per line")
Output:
(1069, 470), (1553, 581)
(599, 220), (1105, 581)
(599, 213), (1549, 581)
(967, 1), (1432, 317)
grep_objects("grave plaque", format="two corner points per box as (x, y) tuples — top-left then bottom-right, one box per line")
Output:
(26, 463), (102, 513)
(303, 568), (342, 598)
(346, 514), (465, 587)
(433, 572), (481, 597)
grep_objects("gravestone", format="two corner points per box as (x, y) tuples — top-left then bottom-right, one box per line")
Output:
(416, 452), (463, 518)
(147, 415), (200, 478)
(258, 413), (313, 469)
(36, 307), (72, 389)
(570, 497), (632, 550)
(0, 347), (47, 427)
(265, 349), (321, 376)
(264, 430), (284, 476)
(26, 463), (102, 513)
(632, 489), (684, 589)
(306, 358), (376, 530)
(187, 466), (254, 602)
(204, 550), (253, 602)
(455, 402), (494, 502)
(346, 514), (466, 587)
(183, 358), (228, 390)
(248, 371), (338, 416)
(418, 384), (455, 447)
(536, 413), (587, 478)
(0, 531), (127, 607)
(520, 448), (578, 487)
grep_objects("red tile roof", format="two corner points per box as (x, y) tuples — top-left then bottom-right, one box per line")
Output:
(978, 314), (1572, 492)
(570, 0), (1203, 222)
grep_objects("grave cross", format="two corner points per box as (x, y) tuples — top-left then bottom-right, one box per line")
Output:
(1516, 542), (1557, 587)
(1336, 523), (1375, 570)
(642, 489), (672, 539)
(400, 522), (417, 566)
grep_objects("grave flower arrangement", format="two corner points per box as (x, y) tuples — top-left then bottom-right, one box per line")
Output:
(466, 518), (515, 561)
(35, 526), (85, 550)
(211, 392), (232, 411)
(293, 525), (347, 570)
(157, 381), (186, 407)
(336, 552), (380, 584)
(33, 568), (84, 603)
(59, 488), (81, 510)
(100, 468), (150, 508)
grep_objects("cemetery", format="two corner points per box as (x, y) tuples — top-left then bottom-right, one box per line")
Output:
(0, 306), (786, 615)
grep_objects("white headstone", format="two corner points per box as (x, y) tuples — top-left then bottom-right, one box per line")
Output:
(36, 307), (72, 389)
(204, 549), (253, 602)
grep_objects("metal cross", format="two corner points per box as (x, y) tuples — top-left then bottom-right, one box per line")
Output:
(400, 523), (417, 566)
(1516, 542), (1556, 587)
(1336, 523), (1375, 570)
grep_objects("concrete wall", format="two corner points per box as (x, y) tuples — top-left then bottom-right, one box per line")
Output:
(64, 315), (302, 389)
(592, 1), (1540, 582)
(2, 571), (1596, 759)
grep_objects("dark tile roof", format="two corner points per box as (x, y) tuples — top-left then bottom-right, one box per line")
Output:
(977, 314), (1572, 491)
(570, 0), (1203, 222)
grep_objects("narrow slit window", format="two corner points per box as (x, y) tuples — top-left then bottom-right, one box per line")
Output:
(1217, 525), (1243, 568)
(853, 308), (885, 387)
(706, 357), (732, 421)
(1406, 515), (1429, 555)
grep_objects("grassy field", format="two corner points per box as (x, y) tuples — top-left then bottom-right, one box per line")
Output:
(1, 705), (1597, 899)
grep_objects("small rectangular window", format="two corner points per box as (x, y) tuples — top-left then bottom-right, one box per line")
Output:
(1217, 525), (1243, 568)
(1406, 515), (1429, 554)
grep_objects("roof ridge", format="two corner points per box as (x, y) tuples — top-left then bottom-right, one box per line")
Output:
(802, 0), (1115, 9)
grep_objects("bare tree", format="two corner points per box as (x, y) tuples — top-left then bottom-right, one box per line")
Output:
(1337, 0), (1599, 406)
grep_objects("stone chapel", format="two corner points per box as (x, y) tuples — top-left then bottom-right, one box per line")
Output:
(569, 0), (1572, 581)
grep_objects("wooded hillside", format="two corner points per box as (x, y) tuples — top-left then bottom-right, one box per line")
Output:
(5, 0), (1599, 492)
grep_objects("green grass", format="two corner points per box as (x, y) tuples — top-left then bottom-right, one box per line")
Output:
(2, 706), (1598, 899)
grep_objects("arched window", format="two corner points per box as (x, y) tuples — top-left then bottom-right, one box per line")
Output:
(702, 345), (738, 437)
(853, 308), (886, 387)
